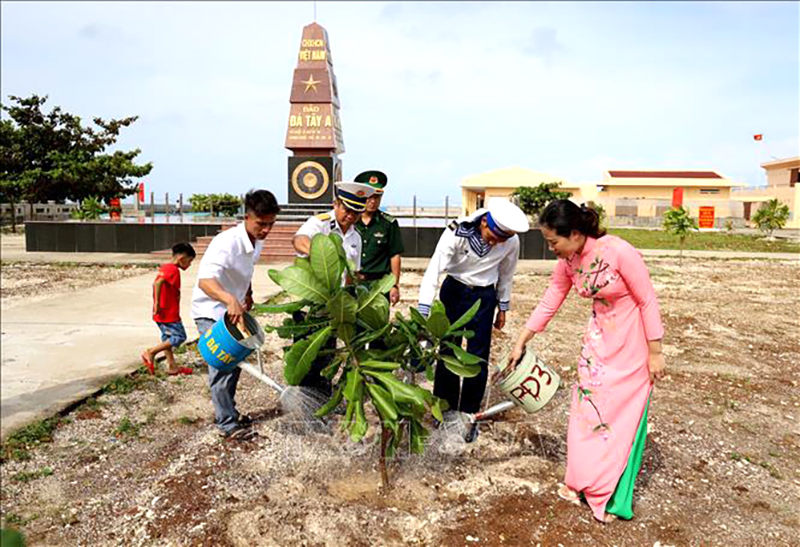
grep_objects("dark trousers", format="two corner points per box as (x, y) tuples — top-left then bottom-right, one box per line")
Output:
(434, 276), (497, 414)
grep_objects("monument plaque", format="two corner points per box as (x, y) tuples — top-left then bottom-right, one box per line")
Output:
(285, 22), (344, 204)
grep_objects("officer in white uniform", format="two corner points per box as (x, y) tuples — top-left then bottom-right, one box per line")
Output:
(291, 181), (375, 393)
(292, 181), (376, 274)
(418, 197), (529, 440)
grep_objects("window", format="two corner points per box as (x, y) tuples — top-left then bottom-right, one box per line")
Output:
(699, 188), (720, 195)
(790, 168), (799, 188)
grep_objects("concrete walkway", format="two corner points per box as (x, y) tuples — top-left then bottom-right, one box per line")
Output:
(0, 261), (284, 440)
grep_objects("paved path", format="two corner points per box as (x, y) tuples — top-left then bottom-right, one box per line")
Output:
(0, 261), (284, 440)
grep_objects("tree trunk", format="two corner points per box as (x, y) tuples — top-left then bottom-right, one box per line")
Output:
(379, 426), (390, 490)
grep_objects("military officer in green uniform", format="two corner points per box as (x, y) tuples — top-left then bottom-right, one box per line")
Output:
(354, 170), (404, 305)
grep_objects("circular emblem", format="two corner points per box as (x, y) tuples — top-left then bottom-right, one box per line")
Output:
(369, 176), (378, 184)
(291, 161), (329, 200)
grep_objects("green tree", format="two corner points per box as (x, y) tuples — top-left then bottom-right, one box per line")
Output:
(264, 234), (483, 488)
(585, 200), (607, 230)
(511, 182), (572, 220)
(752, 198), (790, 238)
(662, 206), (698, 261)
(0, 94), (152, 230)
(70, 196), (106, 220)
(189, 193), (241, 217)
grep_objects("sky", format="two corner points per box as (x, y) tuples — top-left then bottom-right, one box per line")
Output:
(1, 1), (798, 206)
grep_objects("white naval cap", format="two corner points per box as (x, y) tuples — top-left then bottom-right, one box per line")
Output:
(334, 181), (376, 212)
(485, 197), (530, 237)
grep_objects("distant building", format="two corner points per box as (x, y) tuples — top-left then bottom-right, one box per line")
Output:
(460, 166), (596, 216)
(732, 157), (800, 228)
(596, 170), (745, 224)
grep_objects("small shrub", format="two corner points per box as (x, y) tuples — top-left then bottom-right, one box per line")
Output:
(114, 417), (141, 438)
(752, 198), (790, 237)
(663, 206), (698, 261)
(11, 467), (53, 483)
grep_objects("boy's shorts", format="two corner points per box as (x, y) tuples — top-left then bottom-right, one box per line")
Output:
(157, 321), (187, 348)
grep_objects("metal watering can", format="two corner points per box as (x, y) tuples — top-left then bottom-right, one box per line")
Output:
(443, 345), (561, 440)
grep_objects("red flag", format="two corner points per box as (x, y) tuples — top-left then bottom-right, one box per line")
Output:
(753, 134), (763, 141)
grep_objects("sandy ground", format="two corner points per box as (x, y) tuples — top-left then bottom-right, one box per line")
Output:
(1, 257), (799, 546)
(0, 262), (155, 308)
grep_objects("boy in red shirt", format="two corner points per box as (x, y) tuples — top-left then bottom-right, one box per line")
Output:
(141, 242), (196, 375)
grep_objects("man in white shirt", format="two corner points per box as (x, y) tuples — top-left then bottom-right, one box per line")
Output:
(292, 181), (375, 272)
(191, 189), (280, 441)
(291, 181), (375, 393)
(417, 197), (529, 441)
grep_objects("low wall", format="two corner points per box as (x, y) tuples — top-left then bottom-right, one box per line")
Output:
(25, 221), (555, 260)
(400, 227), (553, 260)
(24, 221), (229, 253)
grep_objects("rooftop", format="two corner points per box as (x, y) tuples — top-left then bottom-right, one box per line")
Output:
(603, 169), (744, 187)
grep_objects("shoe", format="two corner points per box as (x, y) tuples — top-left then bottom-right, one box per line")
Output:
(141, 353), (155, 375)
(237, 414), (253, 427)
(557, 484), (582, 506)
(464, 423), (480, 443)
(167, 367), (193, 376)
(221, 426), (256, 442)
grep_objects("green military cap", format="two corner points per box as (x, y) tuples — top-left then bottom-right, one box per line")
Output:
(354, 170), (388, 194)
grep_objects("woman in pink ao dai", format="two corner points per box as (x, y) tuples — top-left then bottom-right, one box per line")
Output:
(508, 200), (666, 523)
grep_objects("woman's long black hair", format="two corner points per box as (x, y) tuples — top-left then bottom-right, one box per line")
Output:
(539, 199), (606, 239)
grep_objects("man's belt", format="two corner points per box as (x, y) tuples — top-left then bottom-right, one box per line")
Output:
(447, 275), (495, 291)
(358, 271), (391, 281)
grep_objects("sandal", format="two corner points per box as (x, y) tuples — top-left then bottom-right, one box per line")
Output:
(598, 513), (617, 524)
(141, 353), (155, 375)
(557, 484), (582, 506)
(221, 427), (256, 442)
(167, 367), (193, 376)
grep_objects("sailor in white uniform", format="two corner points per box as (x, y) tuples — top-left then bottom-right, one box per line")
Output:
(291, 181), (375, 394)
(292, 181), (376, 275)
(418, 197), (529, 438)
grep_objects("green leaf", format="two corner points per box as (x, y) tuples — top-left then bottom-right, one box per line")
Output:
(310, 233), (344, 292)
(426, 300), (451, 339)
(327, 291), (357, 328)
(409, 307), (428, 329)
(251, 299), (308, 315)
(344, 368), (363, 402)
(283, 326), (332, 385)
(410, 418), (429, 455)
(314, 384), (344, 418)
(443, 342), (485, 365)
(352, 323), (391, 347)
(266, 318), (330, 339)
(431, 398), (444, 422)
(293, 257), (313, 273)
(276, 266), (330, 304)
(446, 299), (481, 335)
(361, 360), (401, 371)
(441, 355), (482, 378)
(358, 293), (389, 330)
(350, 399), (368, 442)
(357, 273), (396, 312)
(321, 355), (344, 380)
(449, 329), (475, 339)
(268, 268), (282, 285)
(338, 323), (355, 344)
(366, 382), (399, 421)
(362, 370), (427, 411)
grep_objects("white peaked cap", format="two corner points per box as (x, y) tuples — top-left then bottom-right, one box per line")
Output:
(487, 197), (530, 234)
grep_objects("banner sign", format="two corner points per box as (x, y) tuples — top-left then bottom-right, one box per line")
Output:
(698, 206), (715, 229)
